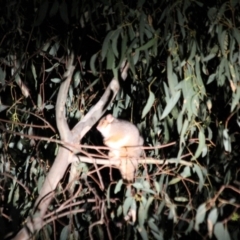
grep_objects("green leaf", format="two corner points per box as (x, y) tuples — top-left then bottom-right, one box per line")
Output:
(117, 206), (122, 217)
(158, 174), (165, 193)
(132, 182), (143, 190)
(139, 12), (145, 45)
(90, 52), (99, 76)
(203, 53), (216, 62)
(118, 34), (128, 67)
(214, 222), (231, 240)
(133, 49), (140, 65)
(128, 38), (138, 53)
(41, 42), (50, 52)
(201, 146), (208, 158)
(60, 226), (69, 240)
(106, 48), (115, 70)
(179, 118), (189, 147)
(137, 0), (146, 8)
(37, 175), (45, 194)
(174, 196), (188, 202)
(111, 28), (121, 58)
(207, 7), (217, 21)
(229, 35), (235, 64)
(185, 220), (194, 234)
(114, 179), (123, 194)
(59, 1), (69, 24)
(45, 62), (60, 72)
(156, 200), (166, 215)
(219, 29), (227, 56)
(230, 0), (239, 8)
(107, 184), (111, 208)
(208, 208), (218, 235)
(193, 130), (206, 159)
(34, 0), (49, 26)
(149, 222), (160, 235)
(207, 73), (216, 84)
(73, 71), (81, 88)
(195, 56), (206, 95)
(223, 128), (231, 152)
(0, 104), (9, 112)
(177, 111), (183, 134)
(154, 181), (160, 194)
(144, 27), (153, 39)
(51, 78), (61, 83)
(49, 0), (59, 17)
(137, 225), (148, 240)
(0, 67), (6, 86)
(49, 42), (60, 57)
(138, 202), (145, 227)
(194, 203), (206, 231)
(142, 90), (155, 119)
(228, 62), (236, 82)
(168, 204), (177, 222)
(167, 56), (175, 94)
(169, 166), (191, 185)
(180, 166), (191, 178)
(144, 196), (154, 217)
(37, 94), (42, 109)
(123, 197), (134, 216)
(102, 31), (114, 61)
(177, 8), (185, 39)
(217, 58), (227, 86)
(128, 25), (135, 41)
(232, 27), (240, 46)
(193, 164), (204, 191)
(188, 40), (196, 61)
(191, 94), (199, 116)
(144, 49), (150, 70)
(231, 85), (240, 112)
(160, 91), (181, 120)
(45, 104), (54, 110)
(136, 37), (156, 51)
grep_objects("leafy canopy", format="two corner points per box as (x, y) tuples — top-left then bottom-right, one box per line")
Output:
(0, 0), (240, 239)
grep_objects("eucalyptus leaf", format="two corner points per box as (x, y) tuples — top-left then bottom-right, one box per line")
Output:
(193, 129), (206, 160)
(60, 226), (69, 240)
(142, 90), (155, 119)
(193, 164), (204, 191)
(49, 0), (59, 17)
(223, 128), (231, 152)
(51, 78), (61, 83)
(102, 31), (114, 60)
(207, 208), (218, 237)
(138, 225), (148, 240)
(59, 1), (69, 24)
(194, 203), (207, 231)
(123, 197), (134, 216)
(214, 222), (231, 240)
(114, 179), (123, 194)
(90, 52), (99, 76)
(136, 37), (156, 51)
(111, 28), (121, 58)
(34, 0), (49, 26)
(161, 91), (181, 120)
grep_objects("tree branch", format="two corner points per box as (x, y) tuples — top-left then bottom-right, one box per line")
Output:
(12, 57), (128, 240)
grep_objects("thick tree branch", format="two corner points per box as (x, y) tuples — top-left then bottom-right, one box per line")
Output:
(72, 78), (120, 141)
(74, 156), (194, 167)
(13, 57), (129, 240)
(56, 54), (75, 141)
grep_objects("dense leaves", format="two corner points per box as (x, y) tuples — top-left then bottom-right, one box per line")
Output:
(0, 0), (240, 239)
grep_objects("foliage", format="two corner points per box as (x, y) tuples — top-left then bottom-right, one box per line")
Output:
(0, 0), (240, 239)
